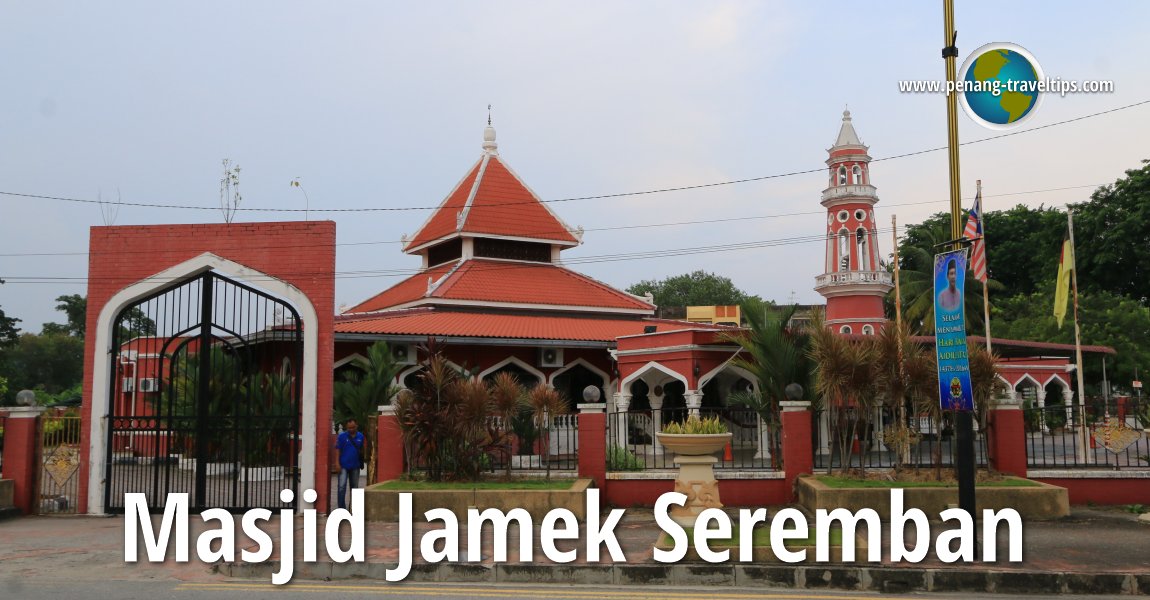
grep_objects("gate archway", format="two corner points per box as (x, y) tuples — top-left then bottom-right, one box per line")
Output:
(103, 270), (303, 513)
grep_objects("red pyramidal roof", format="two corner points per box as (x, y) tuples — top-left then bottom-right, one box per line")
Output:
(344, 258), (654, 315)
(404, 150), (580, 252)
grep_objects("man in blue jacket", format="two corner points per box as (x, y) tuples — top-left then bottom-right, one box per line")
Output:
(334, 418), (365, 510)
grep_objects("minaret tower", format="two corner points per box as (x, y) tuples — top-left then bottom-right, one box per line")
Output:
(814, 109), (893, 335)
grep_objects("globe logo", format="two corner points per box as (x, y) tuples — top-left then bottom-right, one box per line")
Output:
(958, 43), (1045, 130)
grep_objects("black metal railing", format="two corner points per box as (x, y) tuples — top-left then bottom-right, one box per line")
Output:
(1025, 398), (1150, 470)
(812, 409), (988, 471)
(606, 407), (778, 471)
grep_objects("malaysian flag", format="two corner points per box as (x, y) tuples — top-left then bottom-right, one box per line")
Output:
(963, 188), (987, 283)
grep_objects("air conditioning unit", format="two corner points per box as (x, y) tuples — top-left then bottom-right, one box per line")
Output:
(538, 347), (564, 368)
(392, 343), (416, 366)
(121, 377), (135, 393)
(139, 378), (159, 393)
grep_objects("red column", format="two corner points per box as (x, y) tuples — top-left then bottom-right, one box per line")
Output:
(577, 406), (607, 490)
(781, 402), (813, 501)
(2, 408), (44, 515)
(988, 405), (1027, 477)
(374, 408), (404, 483)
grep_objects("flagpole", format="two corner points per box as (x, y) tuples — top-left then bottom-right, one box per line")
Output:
(1068, 209), (1091, 464)
(892, 214), (902, 330)
(978, 180), (992, 354)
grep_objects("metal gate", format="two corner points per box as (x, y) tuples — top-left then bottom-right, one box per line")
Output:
(39, 412), (82, 514)
(105, 271), (303, 513)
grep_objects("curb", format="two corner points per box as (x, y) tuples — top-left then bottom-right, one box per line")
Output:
(224, 561), (1150, 595)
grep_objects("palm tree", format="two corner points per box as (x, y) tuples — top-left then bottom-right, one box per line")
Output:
(526, 384), (568, 481)
(489, 372), (526, 479)
(724, 303), (813, 467)
(334, 341), (403, 483)
(896, 222), (1003, 334)
(808, 310), (876, 474)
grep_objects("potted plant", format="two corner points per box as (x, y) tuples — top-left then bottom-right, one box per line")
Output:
(657, 414), (732, 528)
(655, 414), (732, 455)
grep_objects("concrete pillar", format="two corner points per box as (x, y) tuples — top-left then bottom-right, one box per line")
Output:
(754, 415), (772, 460)
(1036, 388), (1049, 433)
(987, 394), (1027, 477)
(684, 390), (703, 418)
(578, 409), (607, 489)
(374, 405), (404, 484)
(2, 407), (45, 515)
(612, 393), (631, 449)
(649, 393), (665, 454)
(780, 401), (813, 501)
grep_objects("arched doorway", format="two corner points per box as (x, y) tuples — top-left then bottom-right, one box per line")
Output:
(102, 270), (304, 513)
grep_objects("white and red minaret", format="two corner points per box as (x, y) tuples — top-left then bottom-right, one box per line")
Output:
(814, 109), (893, 335)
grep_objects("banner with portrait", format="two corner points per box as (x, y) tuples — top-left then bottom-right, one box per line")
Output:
(934, 248), (973, 411)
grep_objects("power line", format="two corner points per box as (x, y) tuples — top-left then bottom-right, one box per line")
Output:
(0, 183), (1103, 258)
(1, 225), (907, 285)
(0, 99), (1143, 214)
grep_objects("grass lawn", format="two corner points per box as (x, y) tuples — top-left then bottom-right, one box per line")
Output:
(668, 526), (844, 548)
(373, 479), (574, 491)
(815, 475), (1040, 489)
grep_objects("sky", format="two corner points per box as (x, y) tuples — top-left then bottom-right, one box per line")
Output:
(2, 1), (1148, 331)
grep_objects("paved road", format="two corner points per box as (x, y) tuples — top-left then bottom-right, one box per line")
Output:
(0, 580), (1133, 600)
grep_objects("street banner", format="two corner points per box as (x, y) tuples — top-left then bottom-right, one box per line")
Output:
(934, 249), (974, 411)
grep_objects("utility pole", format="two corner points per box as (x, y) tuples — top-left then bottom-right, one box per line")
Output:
(941, 0), (976, 520)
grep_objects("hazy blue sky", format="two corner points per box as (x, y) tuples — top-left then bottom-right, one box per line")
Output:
(2, 1), (1148, 330)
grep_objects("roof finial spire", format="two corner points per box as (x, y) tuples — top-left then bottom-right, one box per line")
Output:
(482, 104), (498, 155)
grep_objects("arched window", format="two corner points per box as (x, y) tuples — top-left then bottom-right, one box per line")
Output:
(838, 228), (850, 271)
(838, 166), (847, 185)
(862, 324), (874, 335)
(852, 165), (863, 185)
(856, 227), (868, 270)
(840, 325), (853, 334)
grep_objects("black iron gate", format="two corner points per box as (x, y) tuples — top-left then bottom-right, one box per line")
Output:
(105, 271), (303, 513)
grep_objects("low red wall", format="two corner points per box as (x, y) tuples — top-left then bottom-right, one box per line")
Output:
(603, 477), (788, 508)
(1033, 477), (1150, 505)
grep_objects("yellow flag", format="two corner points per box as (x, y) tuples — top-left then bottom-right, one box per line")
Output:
(1054, 236), (1074, 328)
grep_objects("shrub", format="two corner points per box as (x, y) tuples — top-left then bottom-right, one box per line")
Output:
(606, 445), (643, 471)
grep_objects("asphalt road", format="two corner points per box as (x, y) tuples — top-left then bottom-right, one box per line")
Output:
(0, 579), (1132, 600)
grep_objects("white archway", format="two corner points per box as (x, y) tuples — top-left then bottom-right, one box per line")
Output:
(87, 252), (320, 515)
(619, 361), (689, 394)
(333, 353), (369, 370)
(546, 358), (610, 388)
(477, 356), (546, 386)
(697, 363), (759, 394)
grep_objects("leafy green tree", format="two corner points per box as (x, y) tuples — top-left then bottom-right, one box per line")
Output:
(1, 333), (84, 398)
(49, 294), (87, 337)
(994, 287), (1150, 391)
(0, 310), (19, 349)
(1072, 160), (1150, 301)
(627, 270), (764, 310)
(334, 341), (403, 482)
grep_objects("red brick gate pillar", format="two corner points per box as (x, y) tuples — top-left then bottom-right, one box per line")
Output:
(375, 406), (404, 483)
(1, 406), (46, 514)
(987, 393), (1027, 477)
(577, 404), (607, 491)
(781, 400), (813, 501)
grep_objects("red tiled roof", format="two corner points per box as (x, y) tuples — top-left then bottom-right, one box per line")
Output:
(344, 258), (654, 314)
(343, 261), (459, 314)
(335, 309), (696, 342)
(405, 155), (579, 251)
